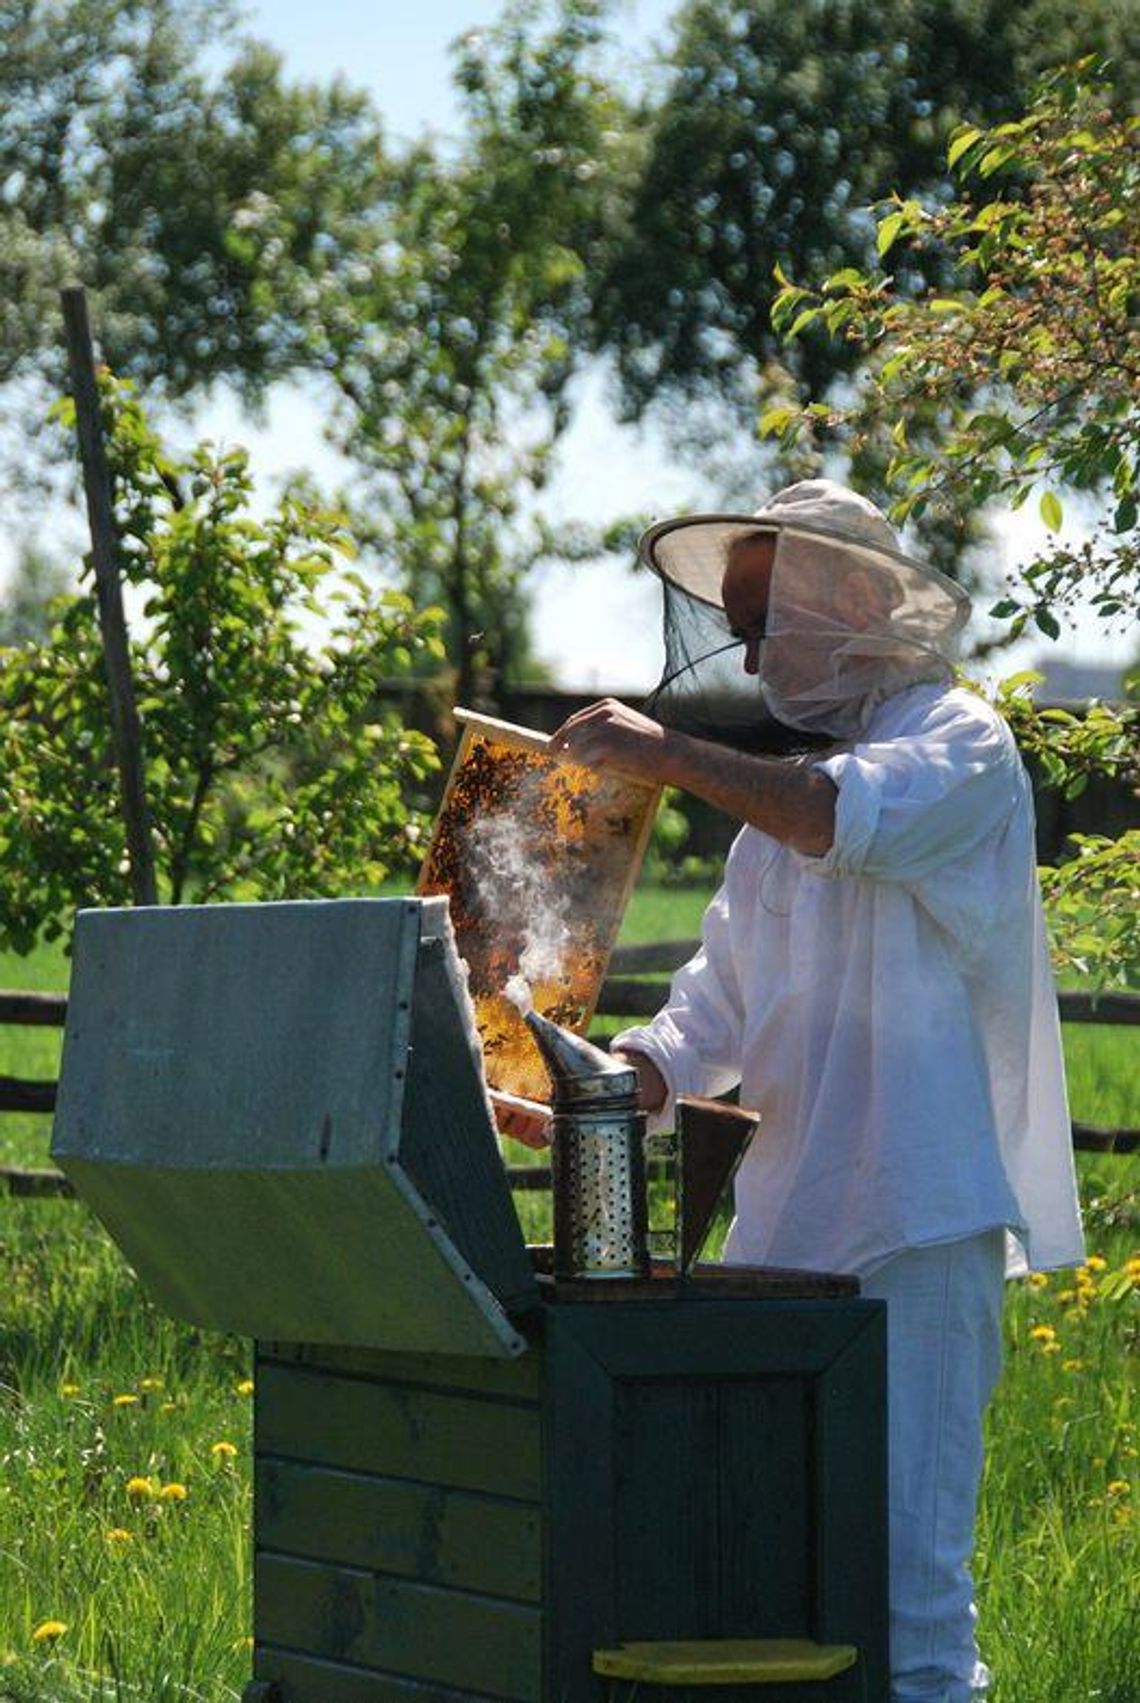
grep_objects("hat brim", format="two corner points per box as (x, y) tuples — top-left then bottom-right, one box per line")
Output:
(638, 511), (971, 637)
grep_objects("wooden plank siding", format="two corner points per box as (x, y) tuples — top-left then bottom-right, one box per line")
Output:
(253, 1645), (523, 1703)
(255, 1555), (542, 1701)
(254, 1360), (541, 1499)
(253, 1343), (544, 1701)
(256, 1460), (541, 1602)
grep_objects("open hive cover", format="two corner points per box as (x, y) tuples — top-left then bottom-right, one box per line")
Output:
(51, 897), (537, 1357)
(418, 711), (662, 1104)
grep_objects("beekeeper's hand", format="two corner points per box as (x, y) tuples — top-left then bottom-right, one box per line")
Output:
(490, 1089), (552, 1150)
(550, 698), (669, 779)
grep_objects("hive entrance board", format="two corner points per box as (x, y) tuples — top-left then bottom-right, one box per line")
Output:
(418, 710), (661, 1104)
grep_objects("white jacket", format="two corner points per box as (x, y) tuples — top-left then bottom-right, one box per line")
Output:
(616, 684), (1085, 1278)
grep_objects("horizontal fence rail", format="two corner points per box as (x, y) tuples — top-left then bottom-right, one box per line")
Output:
(2, 946), (1138, 1198)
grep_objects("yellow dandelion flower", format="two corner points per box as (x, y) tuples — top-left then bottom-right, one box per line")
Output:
(1062, 1359), (1085, 1372)
(235, 1379), (254, 1397)
(1083, 1255), (1107, 1273)
(210, 1440), (238, 1461)
(139, 1377), (165, 1393)
(105, 1528), (134, 1546)
(31, 1621), (68, 1643)
(1026, 1272), (1049, 1289)
(1111, 1505), (1133, 1526)
(1029, 1324), (1056, 1342)
(1063, 1308), (1085, 1324)
(125, 1476), (155, 1499)
(1055, 1289), (1076, 1304)
(1107, 1480), (1131, 1497)
(1042, 1340), (1061, 1354)
(112, 1393), (140, 1408)
(59, 1383), (80, 1398)
(159, 1401), (177, 1415)
(157, 1482), (188, 1502)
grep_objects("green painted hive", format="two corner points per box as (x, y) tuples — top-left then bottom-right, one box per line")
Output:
(52, 899), (889, 1702)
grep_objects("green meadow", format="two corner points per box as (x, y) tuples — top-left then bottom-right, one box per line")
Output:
(0, 898), (1137, 1702)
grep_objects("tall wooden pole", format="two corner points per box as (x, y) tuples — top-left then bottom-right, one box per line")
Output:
(60, 286), (158, 907)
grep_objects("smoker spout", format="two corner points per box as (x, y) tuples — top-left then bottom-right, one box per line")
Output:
(523, 1008), (638, 1110)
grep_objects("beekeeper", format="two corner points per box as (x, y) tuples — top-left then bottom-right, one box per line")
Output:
(548, 479), (1085, 1703)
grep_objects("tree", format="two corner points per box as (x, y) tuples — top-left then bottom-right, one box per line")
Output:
(590, 0), (1139, 424)
(764, 63), (1139, 985)
(260, 0), (626, 708)
(0, 0), (386, 406)
(0, 379), (443, 953)
(0, 545), (73, 646)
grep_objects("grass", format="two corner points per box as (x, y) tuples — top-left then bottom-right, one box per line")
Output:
(0, 890), (1137, 1701)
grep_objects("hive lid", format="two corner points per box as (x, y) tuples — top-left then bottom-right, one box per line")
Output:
(52, 898), (537, 1357)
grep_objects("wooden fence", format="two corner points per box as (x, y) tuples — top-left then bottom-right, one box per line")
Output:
(2, 945), (1137, 1198)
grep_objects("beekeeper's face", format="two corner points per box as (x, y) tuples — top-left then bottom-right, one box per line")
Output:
(721, 532), (776, 676)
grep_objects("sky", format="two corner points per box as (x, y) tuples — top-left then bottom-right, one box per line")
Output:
(237, 0), (679, 145)
(8, 0), (1131, 694)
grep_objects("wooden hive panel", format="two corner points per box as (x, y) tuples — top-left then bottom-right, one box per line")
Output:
(53, 898), (537, 1357)
(253, 1342), (544, 1703)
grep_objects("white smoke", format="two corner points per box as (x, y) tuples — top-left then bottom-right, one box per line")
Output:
(463, 807), (573, 989)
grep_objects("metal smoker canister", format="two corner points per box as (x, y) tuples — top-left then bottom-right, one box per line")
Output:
(524, 1008), (650, 1281)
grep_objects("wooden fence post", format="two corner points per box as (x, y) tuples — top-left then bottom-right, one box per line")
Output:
(60, 285), (158, 908)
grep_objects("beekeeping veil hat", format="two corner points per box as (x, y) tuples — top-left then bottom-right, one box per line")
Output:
(639, 479), (971, 746)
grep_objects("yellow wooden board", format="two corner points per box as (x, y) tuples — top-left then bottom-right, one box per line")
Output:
(592, 1637), (859, 1685)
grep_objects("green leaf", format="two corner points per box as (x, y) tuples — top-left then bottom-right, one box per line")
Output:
(758, 405), (796, 437)
(1035, 607), (1061, 640)
(977, 143), (1017, 178)
(823, 267), (866, 293)
(1098, 1270), (1137, 1303)
(947, 127), (983, 169)
(788, 307), (821, 339)
(1039, 491), (1064, 533)
(876, 211), (907, 258)
(1113, 496), (1137, 533)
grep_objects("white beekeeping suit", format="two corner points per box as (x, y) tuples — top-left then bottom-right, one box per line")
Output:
(618, 478), (1084, 1703)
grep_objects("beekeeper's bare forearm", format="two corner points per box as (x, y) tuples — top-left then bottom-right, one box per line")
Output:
(658, 729), (836, 855)
(549, 700), (835, 855)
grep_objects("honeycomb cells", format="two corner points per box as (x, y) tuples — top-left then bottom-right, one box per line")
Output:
(418, 714), (660, 1103)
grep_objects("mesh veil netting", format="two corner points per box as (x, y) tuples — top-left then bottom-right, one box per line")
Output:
(642, 522), (970, 750)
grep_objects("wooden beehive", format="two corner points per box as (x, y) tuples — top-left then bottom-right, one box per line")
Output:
(248, 1285), (888, 1703)
(52, 898), (890, 1702)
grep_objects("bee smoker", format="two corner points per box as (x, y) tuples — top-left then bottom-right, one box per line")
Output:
(523, 1008), (650, 1281)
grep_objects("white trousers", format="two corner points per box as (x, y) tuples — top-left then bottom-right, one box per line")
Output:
(861, 1230), (1006, 1703)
